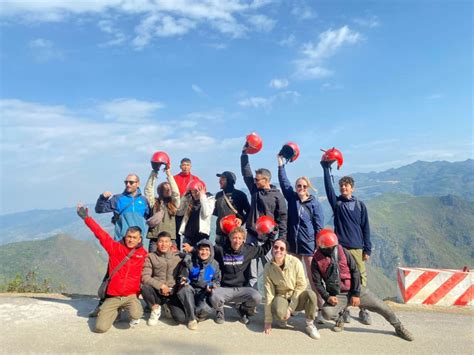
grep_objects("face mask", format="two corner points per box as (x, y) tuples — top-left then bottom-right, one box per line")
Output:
(320, 246), (335, 257)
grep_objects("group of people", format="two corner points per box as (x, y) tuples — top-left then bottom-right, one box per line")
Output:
(76, 141), (414, 341)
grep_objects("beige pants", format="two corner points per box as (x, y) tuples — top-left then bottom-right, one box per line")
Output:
(347, 249), (367, 287)
(271, 290), (317, 322)
(95, 295), (143, 333)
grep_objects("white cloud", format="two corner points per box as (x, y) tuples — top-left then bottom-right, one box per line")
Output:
(291, 4), (316, 20)
(28, 38), (64, 62)
(98, 98), (164, 122)
(3, 1), (276, 48)
(247, 14), (276, 32)
(294, 26), (362, 79)
(353, 15), (379, 28)
(279, 34), (296, 47)
(269, 78), (289, 89)
(320, 82), (344, 91)
(191, 84), (207, 96)
(238, 90), (300, 109)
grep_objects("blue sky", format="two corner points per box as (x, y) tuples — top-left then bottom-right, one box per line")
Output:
(0, 0), (472, 214)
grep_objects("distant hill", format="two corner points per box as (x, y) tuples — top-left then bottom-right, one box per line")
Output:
(0, 234), (107, 294)
(367, 193), (473, 283)
(310, 159), (473, 201)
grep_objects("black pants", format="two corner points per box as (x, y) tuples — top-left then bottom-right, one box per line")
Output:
(141, 284), (195, 323)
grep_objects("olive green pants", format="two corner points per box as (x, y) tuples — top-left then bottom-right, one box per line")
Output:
(95, 295), (143, 333)
(347, 249), (367, 287)
(271, 290), (317, 322)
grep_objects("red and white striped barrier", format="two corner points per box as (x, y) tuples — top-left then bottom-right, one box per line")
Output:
(397, 267), (473, 306)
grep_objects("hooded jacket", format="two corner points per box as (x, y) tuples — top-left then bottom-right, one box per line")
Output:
(214, 236), (273, 288)
(278, 165), (324, 255)
(213, 172), (250, 235)
(182, 240), (221, 290)
(178, 192), (216, 243)
(95, 188), (149, 241)
(83, 216), (147, 297)
(241, 153), (287, 239)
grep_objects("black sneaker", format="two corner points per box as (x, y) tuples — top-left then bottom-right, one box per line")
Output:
(215, 310), (225, 324)
(88, 306), (100, 318)
(395, 324), (414, 341)
(342, 309), (351, 323)
(359, 309), (372, 325)
(238, 306), (250, 325)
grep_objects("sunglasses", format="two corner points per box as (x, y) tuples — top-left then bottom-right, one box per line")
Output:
(254, 177), (266, 182)
(124, 180), (138, 185)
(273, 245), (286, 251)
(297, 184), (308, 189)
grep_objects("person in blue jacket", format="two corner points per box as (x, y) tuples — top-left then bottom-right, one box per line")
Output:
(277, 154), (325, 321)
(95, 173), (150, 241)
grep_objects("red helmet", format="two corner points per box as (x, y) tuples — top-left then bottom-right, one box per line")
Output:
(279, 142), (300, 162)
(151, 151), (170, 171)
(245, 132), (263, 154)
(321, 147), (344, 170)
(256, 215), (277, 235)
(186, 179), (206, 192)
(220, 214), (240, 235)
(316, 228), (338, 248)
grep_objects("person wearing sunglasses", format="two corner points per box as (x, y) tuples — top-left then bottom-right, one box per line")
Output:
(95, 173), (150, 241)
(277, 154), (325, 322)
(263, 239), (320, 339)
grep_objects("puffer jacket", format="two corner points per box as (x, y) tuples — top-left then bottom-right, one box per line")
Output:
(182, 241), (221, 290)
(278, 165), (324, 255)
(241, 153), (287, 239)
(84, 216), (147, 297)
(141, 250), (183, 292)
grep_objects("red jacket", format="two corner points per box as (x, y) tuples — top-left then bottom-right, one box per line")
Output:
(84, 217), (147, 297)
(174, 172), (200, 196)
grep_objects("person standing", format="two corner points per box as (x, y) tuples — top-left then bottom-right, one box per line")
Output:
(213, 171), (250, 246)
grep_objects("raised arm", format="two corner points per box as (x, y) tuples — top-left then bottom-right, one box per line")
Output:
(277, 164), (294, 201)
(200, 193), (216, 219)
(166, 168), (181, 208)
(94, 192), (116, 214)
(144, 171), (157, 208)
(77, 205), (115, 255)
(240, 153), (255, 192)
(321, 162), (337, 211)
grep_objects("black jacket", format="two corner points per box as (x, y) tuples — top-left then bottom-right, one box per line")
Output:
(213, 187), (250, 235)
(241, 153), (288, 239)
(214, 237), (273, 288)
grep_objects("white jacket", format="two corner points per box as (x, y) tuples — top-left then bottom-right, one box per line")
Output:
(178, 192), (216, 237)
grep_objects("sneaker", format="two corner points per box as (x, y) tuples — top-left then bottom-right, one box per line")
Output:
(395, 324), (414, 342)
(238, 306), (250, 325)
(147, 306), (161, 326)
(187, 319), (198, 330)
(306, 324), (321, 340)
(276, 320), (288, 328)
(342, 309), (351, 323)
(129, 319), (140, 328)
(333, 316), (345, 332)
(316, 310), (325, 324)
(359, 309), (372, 325)
(88, 306), (100, 318)
(215, 310), (225, 324)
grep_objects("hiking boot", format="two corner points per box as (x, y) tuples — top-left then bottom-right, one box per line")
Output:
(147, 306), (161, 326)
(333, 316), (345, 332)
(359, 309), (372, 325)
(129, 319), (140, 328)
(395, 324), (414, 342)
(215, 310), (225, 324)
(306, 324), (321, 340)
(316, 310), (325, 324)
(342, 309), (351, 323)
(88, 306), (100, 318)
(187, 319), (198, 330)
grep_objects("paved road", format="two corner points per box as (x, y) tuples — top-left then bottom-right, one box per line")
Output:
(1, 294), (473, 354)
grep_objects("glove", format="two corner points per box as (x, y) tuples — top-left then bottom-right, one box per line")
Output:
(320, 160), (334, 168)
(77, 206), (89, 220)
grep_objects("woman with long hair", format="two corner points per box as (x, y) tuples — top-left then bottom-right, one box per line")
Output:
(144, 165), (180, 252)
(277, 154), (325, 321)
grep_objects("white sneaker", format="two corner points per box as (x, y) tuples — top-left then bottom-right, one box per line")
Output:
(129, 319), (140, 328)
(147, 306), (161, 326)
(306, 324), (321, 340)
(316, 310), (325, 324)
(187, 319), (198, 330)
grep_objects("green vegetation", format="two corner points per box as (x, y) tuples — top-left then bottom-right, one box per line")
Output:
(0, 234), (107, 295)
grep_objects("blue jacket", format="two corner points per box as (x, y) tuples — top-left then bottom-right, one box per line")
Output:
(322, 164), (371, 255)
(95, 188), (149, 241)
(278, 166), (324, 256)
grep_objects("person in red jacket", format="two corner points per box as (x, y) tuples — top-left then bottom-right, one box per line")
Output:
(174, 158), (201, 196)
(77, 204), (148, 333)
